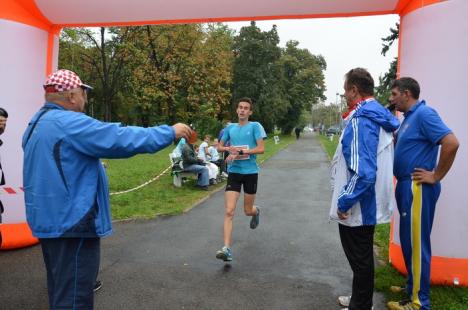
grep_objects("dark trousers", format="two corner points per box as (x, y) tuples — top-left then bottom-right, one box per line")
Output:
(339, 224), (375, 310)
(40, 237), (100, 310)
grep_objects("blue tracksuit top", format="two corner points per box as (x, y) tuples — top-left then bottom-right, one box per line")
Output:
(23, 102), (175, 238)
(338, 99), (400, 214)
(394, 100), (451, 180)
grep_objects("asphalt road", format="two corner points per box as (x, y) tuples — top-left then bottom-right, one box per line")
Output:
(0, 133), (386, 309)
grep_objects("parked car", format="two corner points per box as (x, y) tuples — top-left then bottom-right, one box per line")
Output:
(326, 125), (341, 136)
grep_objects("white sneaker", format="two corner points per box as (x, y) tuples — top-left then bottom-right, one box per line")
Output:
(338, 295), (351, 307)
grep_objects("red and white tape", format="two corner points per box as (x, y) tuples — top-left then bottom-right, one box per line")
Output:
(0, 187), (24, 195)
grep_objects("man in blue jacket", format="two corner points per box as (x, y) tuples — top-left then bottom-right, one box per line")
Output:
(22, 69), (191, 309)
(336, 68), (399, 310)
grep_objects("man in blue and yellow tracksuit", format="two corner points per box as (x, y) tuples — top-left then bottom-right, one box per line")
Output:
(23, 69), (191, 309)
(388, 77), (459, 310)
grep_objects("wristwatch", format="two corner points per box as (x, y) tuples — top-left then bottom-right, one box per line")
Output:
(238, 149), (244, 155)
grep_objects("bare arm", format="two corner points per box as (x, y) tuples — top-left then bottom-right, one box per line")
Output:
(243, 138), (265, 155)
(413, 133), (460, 184)
(217, 140), (227, 153)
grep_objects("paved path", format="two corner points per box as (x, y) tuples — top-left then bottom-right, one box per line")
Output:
(0, 133), (385, 309)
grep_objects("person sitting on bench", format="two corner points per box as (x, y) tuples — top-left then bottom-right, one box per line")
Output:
(181, 132), (210, 190)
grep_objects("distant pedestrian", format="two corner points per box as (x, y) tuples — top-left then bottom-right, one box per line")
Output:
(294, 127), (302, 139)
(181, 131), (211, 190)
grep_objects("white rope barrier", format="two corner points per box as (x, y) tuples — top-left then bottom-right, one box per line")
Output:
(110, 138), (289, 196)
(110, 165), (172, 196)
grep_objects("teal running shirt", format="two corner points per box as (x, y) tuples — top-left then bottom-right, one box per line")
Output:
(221, 121), (266, 174)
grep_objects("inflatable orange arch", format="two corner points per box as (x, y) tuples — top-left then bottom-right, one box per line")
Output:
(2, 0), (468, 288)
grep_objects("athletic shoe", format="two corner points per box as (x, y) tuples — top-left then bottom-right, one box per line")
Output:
(390, 285), (406, 293)
(338, 295), (351, 307)
(387, 300), (418, 310)
(221, 172), (229, 178)
(250, 207), (260, 229)
(93, 280), (102, 293)
(216, 246), (232, 262)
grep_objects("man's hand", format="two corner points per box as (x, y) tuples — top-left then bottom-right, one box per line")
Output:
(228, 146), (240, 155)
(412, 168), (437, 185)
(172, 123), (192, 141)
(225, 154), (238, 163)
(337, 209), (349, 220)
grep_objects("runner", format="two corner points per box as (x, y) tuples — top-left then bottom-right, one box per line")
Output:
(215, 97), (266, 262)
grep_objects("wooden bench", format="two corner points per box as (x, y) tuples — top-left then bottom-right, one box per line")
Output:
(169, 154), (198, 187)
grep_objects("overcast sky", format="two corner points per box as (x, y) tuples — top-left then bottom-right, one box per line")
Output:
(225, 14), (400, 103)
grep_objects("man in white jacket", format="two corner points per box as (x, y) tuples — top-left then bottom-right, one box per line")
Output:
(330, 68), (399, 310)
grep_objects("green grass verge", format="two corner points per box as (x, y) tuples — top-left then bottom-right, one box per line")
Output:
(316, 133), (468, 309)
(317, 133), (339, 160)
(105, 134), (295, 220)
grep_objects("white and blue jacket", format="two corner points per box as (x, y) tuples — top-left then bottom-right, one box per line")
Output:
(329, 99), (400, 226)
(23, 102), (175, 238)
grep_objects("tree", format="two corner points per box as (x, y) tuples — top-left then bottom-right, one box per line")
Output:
(59, 27), (134, 122)
(231, 22), (286, 133)
(276, 40), (326, 134)
(375, 23), (399, 105)
(124, 24), (234, 132)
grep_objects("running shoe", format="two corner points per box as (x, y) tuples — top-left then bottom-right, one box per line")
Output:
(338, 295), (351, 307)
(250, 207), (260, 229)
(387, 300), (418, 310)
(93, 280), (102, 293)
(390, 285), (406, 293)
(216, 246), (232, 262)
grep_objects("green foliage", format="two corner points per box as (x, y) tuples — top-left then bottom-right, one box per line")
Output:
(59, 23), (325, 133)
(231, 23), (326, 134)
(277, 40), (326, 134)
(231, 22), (287, 133)
(381, 23), (399, 57)
(311, 103), (342, 130)
(375, 23), (399, 106)
(375, 58), (397, 105)
(59, 24), (234, 126)
(191, 115), (223, 139)
(317, 133), (339, 160)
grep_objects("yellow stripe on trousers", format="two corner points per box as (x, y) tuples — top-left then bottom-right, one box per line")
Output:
(411, 181), (422, 308)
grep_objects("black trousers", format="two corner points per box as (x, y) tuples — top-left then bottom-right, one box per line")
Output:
(339, 224), (375, 310)
(40, 237), (100, 310)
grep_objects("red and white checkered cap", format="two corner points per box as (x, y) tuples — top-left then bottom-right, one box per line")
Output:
(43, 69), (93, 93)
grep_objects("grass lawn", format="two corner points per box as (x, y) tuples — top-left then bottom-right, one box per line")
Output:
(316, 132), (468, 309)
(105, 133), (295, 220)
(317, 133), (339, 160)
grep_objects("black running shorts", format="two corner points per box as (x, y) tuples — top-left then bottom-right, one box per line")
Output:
(225, 173), (258, 194)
